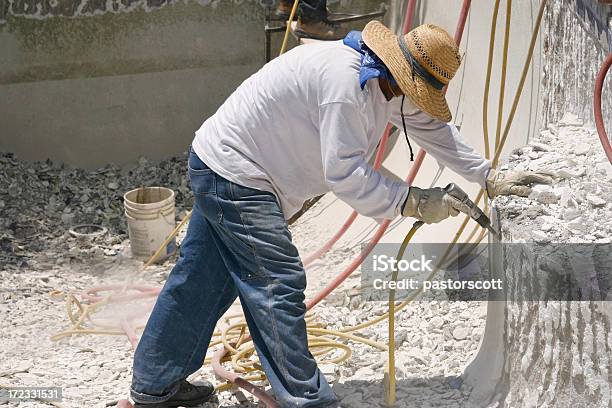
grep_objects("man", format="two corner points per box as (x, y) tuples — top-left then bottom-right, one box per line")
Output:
(276, 0), (348, 40)
(129, 21), (550, 407)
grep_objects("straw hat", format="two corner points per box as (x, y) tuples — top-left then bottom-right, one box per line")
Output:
(362, 21), (462, 122)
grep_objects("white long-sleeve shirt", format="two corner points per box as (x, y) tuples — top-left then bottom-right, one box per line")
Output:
(192, 40), (491, 220)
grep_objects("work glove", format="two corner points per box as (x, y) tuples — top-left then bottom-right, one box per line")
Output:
(402, 186), (471, 224)
(485, 168), (554, 198)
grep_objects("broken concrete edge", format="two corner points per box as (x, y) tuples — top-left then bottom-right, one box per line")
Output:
(461, 113), (612, 407)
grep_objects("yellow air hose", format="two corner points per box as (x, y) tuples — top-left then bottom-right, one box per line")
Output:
(279, 0), (301, 56)
(482, 0), (501, 159)
(495, 0), (512, 149)
(384, 220), (423, 406)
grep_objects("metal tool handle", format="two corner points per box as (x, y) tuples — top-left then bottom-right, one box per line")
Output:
(444, 183), (499, 236)
(444, 183), (489, 228)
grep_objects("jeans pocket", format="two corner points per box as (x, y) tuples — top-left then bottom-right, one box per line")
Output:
(188, 149), (215, 196)
(189, 170), (216, 195)
(226, 185), (279, 282)
(187, 148), (211, 173)
(190, 169), (223, 222)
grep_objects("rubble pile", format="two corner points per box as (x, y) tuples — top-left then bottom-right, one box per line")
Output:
(0, 152), (193, 267)
(495, 113), (612, 243)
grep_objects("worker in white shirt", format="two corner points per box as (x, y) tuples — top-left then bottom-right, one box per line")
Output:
(128, 21), (552, 408)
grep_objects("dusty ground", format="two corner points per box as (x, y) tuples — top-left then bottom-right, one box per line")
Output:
(0, 198), (487, 408)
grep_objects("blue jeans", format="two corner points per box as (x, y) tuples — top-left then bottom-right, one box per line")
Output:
(130, 148), (338, 408)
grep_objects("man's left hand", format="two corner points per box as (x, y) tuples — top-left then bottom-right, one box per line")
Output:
(485, 168), (554, 198)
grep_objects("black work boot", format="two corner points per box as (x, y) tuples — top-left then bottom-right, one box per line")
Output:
(133, 380), (215, 407)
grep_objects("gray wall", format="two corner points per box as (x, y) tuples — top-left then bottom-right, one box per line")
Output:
(417, 0), (545, 160)
(542, 0), (612, 127)
(0, 0), (386, 168)
(0, 0), (266, 167)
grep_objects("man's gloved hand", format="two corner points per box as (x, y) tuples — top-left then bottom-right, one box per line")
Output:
(402, 186), (471, 224)
(485, 168), (554, 198)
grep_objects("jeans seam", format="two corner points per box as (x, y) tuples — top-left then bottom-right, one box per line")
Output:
(268, 282), (293, 393)
(213, 179), (224, 223)
(228, 182), (266, 278)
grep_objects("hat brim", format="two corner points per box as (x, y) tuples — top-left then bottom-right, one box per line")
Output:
(362, 21), (452, 123)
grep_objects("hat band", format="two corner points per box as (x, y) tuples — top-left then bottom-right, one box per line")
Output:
(397, 35), (445, 90)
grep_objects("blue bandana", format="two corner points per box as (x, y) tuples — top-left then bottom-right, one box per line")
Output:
(343, 30), (397, 89)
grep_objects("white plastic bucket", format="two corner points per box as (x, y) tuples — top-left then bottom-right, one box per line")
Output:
(123, 187), (177, 261)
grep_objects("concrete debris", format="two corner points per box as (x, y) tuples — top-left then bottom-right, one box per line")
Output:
(451, 325), (469, 341)
(530, 142), (550, 152)
(574, 142), (591, 156)
(483, 119), (612, 408)
(586, 194), (606, 208)
(0, 152), (193, 267)
(558, 112), (583, 127)
(0, 265), (486, 408)
(496, 114), (611, 243)
(529, 184), (559, 205)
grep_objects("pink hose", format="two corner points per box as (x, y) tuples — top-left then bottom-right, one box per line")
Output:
(453, 0), (471, 44)
(76, 285), (158, 350)
(81, 284), (160, 303)
(302, 211), (359, 266)
(120, 319), (139, 349)
(594, 53), (612, 164)
(402, 0), (417, 33)
(211, 347), (280, 408)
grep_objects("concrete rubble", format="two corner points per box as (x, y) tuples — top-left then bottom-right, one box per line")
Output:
(496, 112), (612, 245)
(0, 152), (193, 268)
(0, 249), (487, 408)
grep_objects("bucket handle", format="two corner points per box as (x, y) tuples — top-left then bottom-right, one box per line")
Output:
(159, 209), (176, 227)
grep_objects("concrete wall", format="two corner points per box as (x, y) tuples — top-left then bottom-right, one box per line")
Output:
(0, 0), (387, 167)
(4, 0), (607, 170)
(0, 0), (266, 167)
(542, 0), (612, 127)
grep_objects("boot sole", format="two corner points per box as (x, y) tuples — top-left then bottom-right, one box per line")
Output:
(293, 28), (344, 41)
(134, 390), (215, 408)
